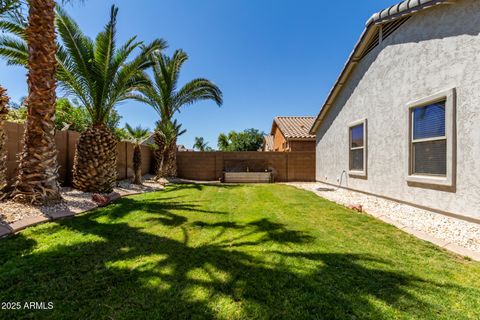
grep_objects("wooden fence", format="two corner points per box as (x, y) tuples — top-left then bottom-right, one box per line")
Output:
(4, 121), (153, 186)
(177, 151), (315, 182)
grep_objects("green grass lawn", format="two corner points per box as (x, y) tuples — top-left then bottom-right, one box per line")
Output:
(0, 184), (479, 319)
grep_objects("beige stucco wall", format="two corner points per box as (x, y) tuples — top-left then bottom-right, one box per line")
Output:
(315, 0), (480, 220)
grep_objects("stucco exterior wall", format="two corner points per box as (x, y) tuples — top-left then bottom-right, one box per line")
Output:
(315, 0), (480, 220)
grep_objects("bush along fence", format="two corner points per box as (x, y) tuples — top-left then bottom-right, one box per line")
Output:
(4, 121), (153, 186)
(177, 151), (316, 182)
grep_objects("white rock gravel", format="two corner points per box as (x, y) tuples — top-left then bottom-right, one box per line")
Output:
(0, 175), (164, 225)
(286, 182), (480, 254)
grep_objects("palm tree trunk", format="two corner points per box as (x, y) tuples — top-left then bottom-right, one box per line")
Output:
(11, 0), (61, 204)
(72, 125), (118, 193)
(153, 133), (177, 178)
(0, 85), (9, 196)
(132, 144), (142, 185)
(153, 130), (165, 179)
(164, 138), (177, 177)
(157, 153), (164, 179)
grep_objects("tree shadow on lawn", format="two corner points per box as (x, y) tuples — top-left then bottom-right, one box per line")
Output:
(0, 195), (472, 319)
(162, 183), (244, 194)
(88, 196), (230, 228)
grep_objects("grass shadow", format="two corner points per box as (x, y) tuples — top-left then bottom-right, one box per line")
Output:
(0, 187), (477, 319)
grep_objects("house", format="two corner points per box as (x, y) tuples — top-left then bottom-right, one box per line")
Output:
(263, 116), (316, 152)
(310, 0), (480, 222)
(177, 144), (194, 152)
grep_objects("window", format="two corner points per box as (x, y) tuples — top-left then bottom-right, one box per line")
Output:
(349, 119), (367, 177)
(411, 102), (446, 176)
(407, 88), (456, 187)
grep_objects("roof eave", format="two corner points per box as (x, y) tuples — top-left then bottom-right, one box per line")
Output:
(309, 0), (456, 135)
(309, 24), (377, 134)
(286, 137), (316, 141)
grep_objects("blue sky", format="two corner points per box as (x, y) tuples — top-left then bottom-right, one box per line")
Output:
(1, 0), (398, 149)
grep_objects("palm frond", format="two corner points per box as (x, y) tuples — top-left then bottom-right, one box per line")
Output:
(0, 0), (21, 17)
(193, 136), (208, 151)
(135, 49), (223, 132)
(124, 123), (150, 143)
(173, 78), (223, 113)
(0, 4), (168, 128)
(56, 6), (94, 85)
(55, 5), (166, 125)
(0, 12), (27, 66)
(0, 15), (26, 37)
(156, 119), (186, 148)
(0, 35), (27, 65)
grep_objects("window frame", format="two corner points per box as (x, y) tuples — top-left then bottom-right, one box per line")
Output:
(406, 88), (456, 187)
(348, 118), (368, 178)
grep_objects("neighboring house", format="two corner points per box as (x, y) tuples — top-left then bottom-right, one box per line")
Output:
(262, 135), (274, 152)
(177, 145), (194, 152)
(310, 0), (480, 221)
(263, 116), (315, 152)
(141, 134), (155, 146)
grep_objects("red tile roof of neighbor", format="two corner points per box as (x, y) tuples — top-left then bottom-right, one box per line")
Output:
(272, 116), (316, 140)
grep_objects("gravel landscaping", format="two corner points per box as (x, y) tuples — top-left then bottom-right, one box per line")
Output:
(0, 175), (164, 226)
(286, 182), (480, 254)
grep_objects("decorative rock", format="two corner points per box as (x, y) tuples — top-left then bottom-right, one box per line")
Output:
(0, 175), (163, 227)
(91, 194), (110, 207)
(348, 204), (363, 213)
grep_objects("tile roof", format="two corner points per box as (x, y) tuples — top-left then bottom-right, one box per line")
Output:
(310, 0), (456, 134)
(263, 135), (274, 151)
(273, 116), (316, 140)
(367, 0), (451, 26)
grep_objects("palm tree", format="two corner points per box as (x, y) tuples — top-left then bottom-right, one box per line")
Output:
(155, 119), (186, 178)
(217, 133), (231, 151)
(193, 136), (208, 152)
(9, 0), (62, 204)
(59, 7), (164, 192)
(0, 5), (166, 193)
(124, 123), (150, 185)
(57, 6), (164, 192)
(0, 0), (20, 198)
(133, 50), (222, 178)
